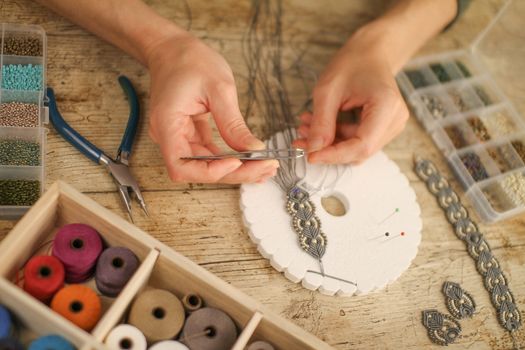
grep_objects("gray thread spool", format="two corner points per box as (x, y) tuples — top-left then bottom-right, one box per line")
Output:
(181, 307), (237, 350)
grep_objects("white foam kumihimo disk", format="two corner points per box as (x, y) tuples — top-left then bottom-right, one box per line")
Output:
(240, 133), (422, 296)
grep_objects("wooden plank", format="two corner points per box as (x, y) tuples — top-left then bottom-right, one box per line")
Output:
(232, 311), (263, 350)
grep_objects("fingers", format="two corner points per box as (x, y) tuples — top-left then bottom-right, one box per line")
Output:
(218, 159), (279, 184)
(307, 84), (343, 152)
(162, 132), (278, 183)
(208, 83), (265, 151)
(308, 90), (409, 164)
(297, 112), (359, 140)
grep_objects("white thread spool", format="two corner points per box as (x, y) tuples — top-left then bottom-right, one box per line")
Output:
(148, 340), (189, 350)
(105, 324), (147, 350)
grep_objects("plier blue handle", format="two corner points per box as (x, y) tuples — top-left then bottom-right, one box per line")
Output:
(46, 76), (148, 221)
(47, 76), (139, 164)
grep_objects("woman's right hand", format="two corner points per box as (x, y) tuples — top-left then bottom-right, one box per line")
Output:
(147, 33), (279, 183)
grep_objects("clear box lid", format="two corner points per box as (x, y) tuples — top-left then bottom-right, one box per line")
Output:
(471, 0), (525, 118)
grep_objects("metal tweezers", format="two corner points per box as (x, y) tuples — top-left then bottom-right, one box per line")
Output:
(182, 148), (305, 160)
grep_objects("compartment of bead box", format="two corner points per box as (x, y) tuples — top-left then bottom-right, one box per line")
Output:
(0, 181), (330, 350)
(397, 47), (525, 222)
(0, 23), (47, 219)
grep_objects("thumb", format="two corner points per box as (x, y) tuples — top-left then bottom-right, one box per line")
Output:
(209, 85), (265, 151)
(308, 85), (342, 152)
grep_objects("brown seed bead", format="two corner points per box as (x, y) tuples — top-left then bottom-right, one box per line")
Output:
(449, 89), (468, 112)
(3, 35), (42, 56)
(0, 102), (39, 127)
(467, 117), (491, 142)
(445, 125), (468, 148)
(511, 141), (525, 162)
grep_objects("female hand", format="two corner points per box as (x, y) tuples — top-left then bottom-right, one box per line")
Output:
(293, 30), (409, 164)
(147, 34), (279, 183)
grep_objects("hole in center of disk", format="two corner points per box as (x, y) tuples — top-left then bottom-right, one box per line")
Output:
(70, 238), (84, 250)
(321, 193), (348, 217)
(70, 301), (83, 313)
(205, 326), (217, 338)
(152, 307), (165, 319)
(112, 257), (124, 268)
(39, 266), (51, 278)
(188, 295), (199, 306)
(120, 338), (133, 349)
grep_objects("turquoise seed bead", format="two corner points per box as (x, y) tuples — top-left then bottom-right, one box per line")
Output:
(1, 64), (43, 90)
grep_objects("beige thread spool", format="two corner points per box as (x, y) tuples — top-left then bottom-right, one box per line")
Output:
(128, 289), (185, 343)
(182, 293), (203, 313)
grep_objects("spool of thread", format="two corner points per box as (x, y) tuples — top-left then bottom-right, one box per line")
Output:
(181, 293), (203, 313)
(28, 334), (75, 350)
(181, 307), (237, 350)
(51, 285), (102, 331)
(24, 255), (65, 302)
(0, 305), (13, 338)
(128, 289), (185, 343)
(105, 324), (147, 350)
(0, 338), (24, 350)
(96, 247), (139, 297)
(52, 223), (103, 283)
(246, 341), (275, 350)
(148, 341), (189, 350)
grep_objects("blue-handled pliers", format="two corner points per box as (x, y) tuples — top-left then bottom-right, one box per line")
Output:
(46, 75), (148, 222)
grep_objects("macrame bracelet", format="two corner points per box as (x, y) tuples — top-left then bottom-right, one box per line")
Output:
(414, 157), (522, 333)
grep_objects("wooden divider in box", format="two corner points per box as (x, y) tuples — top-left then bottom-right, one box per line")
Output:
(0, 181), (332, 350)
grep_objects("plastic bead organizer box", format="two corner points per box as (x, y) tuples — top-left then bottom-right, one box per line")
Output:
(396, 0), (525, 222)
(0, 23), (47, 220)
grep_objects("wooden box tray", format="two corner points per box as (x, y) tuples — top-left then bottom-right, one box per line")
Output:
(0, 181), (331, 349)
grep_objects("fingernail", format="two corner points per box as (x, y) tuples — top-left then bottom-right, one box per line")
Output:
(257, 173), (274, 183)
(308, 137), (324, 152)
(227, 160), (242, 172)
(308, 153), (322, 164)
(267, 160), (280, 169)
(248, 138), (266, 150)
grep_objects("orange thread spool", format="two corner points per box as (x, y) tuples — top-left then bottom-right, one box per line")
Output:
(51, 285), (101, 331)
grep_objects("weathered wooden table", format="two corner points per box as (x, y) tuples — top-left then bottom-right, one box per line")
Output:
(1, 0), (523, 348)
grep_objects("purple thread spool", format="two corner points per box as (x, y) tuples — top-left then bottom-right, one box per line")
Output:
(95, 247), (139, 297)
(52, 224), (103, 283)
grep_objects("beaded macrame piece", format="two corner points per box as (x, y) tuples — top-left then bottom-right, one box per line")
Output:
(286, 185), (327, 274)
(414, 157), (522, 333)
(443, 281), (476, 319)
(422, 309), (462, 346)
